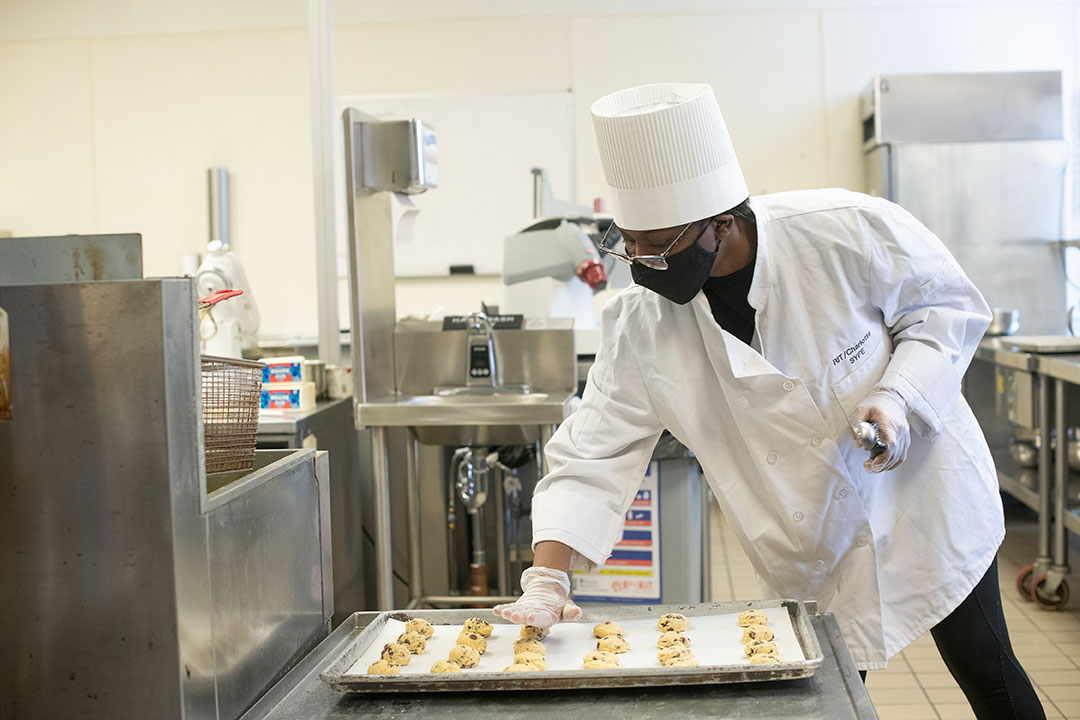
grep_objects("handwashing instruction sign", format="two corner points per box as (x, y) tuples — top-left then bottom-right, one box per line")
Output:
(572, 461), (661, 603)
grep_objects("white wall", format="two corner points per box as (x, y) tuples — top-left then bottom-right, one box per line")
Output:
(1, 0), (1077, 336)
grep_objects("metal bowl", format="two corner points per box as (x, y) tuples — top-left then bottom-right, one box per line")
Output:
(304, 360), (327, 399)
(987, 308), (1020, 337)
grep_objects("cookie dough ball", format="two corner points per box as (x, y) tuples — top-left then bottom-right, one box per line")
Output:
(513, 639), (546, 655)
(658, 646), (692, 664)
(380, 642), (411, 666)
(514, 652), (546, 670)
(597, 635), (630, 654)
(405, 618), (435, 639)
(367, 659), (401, 675)
(744, 640), (780, 657)
(658, 648), (697, 667)
(657, 631), (691, 649)
(463, 617), (494, 637)
(750, 654), (781, 664)
(582, 650), (620, 669)
(592, 621), (626, 638)
(456, 631), (488, 654)
(741, 625), (774, 644)
(430, 660), (462, 673)
(519, 625), (549, 641)
(737, 610), (768, 627)
(504, 663), (539, 672)
(397, 631), (427, 655)
(657, 613), (689, 633)
(448, 644), (481, 669)
(665, 656), (700, 667)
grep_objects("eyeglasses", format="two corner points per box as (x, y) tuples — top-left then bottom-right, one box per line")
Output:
(598, 217), (712, 270)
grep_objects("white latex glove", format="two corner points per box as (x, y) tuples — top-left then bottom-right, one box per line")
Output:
(492, 566), (583, 629)
(850, 387), (911, 473)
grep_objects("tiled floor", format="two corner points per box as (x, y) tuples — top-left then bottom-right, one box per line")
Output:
(709, 497), (1080, 719)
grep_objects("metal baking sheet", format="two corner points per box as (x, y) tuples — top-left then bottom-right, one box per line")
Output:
(320, 599), (823, 693)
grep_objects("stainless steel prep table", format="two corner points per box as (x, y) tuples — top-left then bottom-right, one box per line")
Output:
(975, 338), (1077, 607)
(241, 609), (877, 720)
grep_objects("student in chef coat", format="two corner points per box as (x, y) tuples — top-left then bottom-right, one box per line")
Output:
(493, 83), (1043, 719)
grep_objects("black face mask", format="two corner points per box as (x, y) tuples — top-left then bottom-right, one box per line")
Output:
(631, 236), (719, 305)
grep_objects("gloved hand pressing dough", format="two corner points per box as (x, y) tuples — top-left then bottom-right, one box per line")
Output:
(492, 566), (582, 629)
(850, 387), (911, 473)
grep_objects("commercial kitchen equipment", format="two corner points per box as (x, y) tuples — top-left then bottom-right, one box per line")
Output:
(0, 278), (334, 720)
(975, 337), (1077, 609)
(0, 232), (143, 283)
(240, 603), (875, 720)
(256, 397), (366, 626)
(342, 105), (584, 611)
(862, 70), (1068, 334)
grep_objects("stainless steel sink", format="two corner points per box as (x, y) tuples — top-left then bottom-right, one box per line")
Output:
(403, 393), (550, 406)
(357, 391), (570, 446)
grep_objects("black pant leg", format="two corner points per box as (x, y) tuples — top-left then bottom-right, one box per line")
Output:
(929, 556), (1045, 720)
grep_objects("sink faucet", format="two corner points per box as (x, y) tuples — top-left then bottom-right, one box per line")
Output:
(465, 311), (498, 388)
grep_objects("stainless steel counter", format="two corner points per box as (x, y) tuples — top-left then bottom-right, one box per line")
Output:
(258, 397), (352, 435)
(241, 611), (877, 720)
(974, 337), (1040, 372)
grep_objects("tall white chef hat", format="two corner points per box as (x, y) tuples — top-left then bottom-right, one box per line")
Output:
(591, 83), (748, 231)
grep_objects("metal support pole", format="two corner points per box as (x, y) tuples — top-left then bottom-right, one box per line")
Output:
(539, 424), (555, 475)
(307, 0), (341, 367)
(406, 434), (423, 607)
(494, 464), (509, 597)
(371, 426), (394, 610)
(1036, 374), (1052, 573)
(1052, 379), (1070, 584)
(701, 476), (713, 603)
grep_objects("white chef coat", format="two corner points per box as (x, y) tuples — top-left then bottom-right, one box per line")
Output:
(531, 188), (1004, 670)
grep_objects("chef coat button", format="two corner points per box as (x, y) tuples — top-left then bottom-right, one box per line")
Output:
(811, 434), (824, 447)
(782, 380), (795, 392)
(814, 560), (826, 571)
(856, 536), (870, 548)
(836, 487), (848, 499)
(738, 397), (749, 409)
(793, 511), (804, 522)
(766, 451), (778, 465)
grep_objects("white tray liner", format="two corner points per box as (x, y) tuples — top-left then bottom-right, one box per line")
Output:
(345, 608), (804, 676)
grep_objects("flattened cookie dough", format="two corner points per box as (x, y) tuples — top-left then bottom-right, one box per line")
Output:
(397, 631), (427, 654)
(597, 635), (630, 654)
(456, 631), (488, 654)
(513, 639), (546, 655)
(380, 642), (411, 666)
(744, 640), (779, 657)
(741, 625), (774, 644)
(582, 650), (620, 669)
(592, 621), (626, 638)
(504, 663), (539, 672)
(463, 617), (494, 637)
(519, 625), (549, 641)
(405, 618), (435, 639)
(665, 656), (700, 667)
(657, 631), (691, 649)
(737, 610), (768, 627)
(658, 648), (697, 666)
(514, 652), (546, 670)
(448, 644), (481, 668)
(750, 654), (781, 664)
(430, 660), (462, 673)
(657, 613), (689, 633)
(367, 659), (401, 675)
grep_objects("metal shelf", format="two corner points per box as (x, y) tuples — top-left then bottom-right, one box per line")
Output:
(997, 471), (1040, 513)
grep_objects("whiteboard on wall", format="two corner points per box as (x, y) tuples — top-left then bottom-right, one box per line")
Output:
(334, 90), (576, 277)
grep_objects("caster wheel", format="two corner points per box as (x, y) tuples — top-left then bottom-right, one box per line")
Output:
(1031, 574), (1070, 610)
(1016, 565), (1035, 601)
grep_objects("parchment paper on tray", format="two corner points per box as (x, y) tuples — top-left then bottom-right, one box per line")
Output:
(321, 600), (823, 693)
